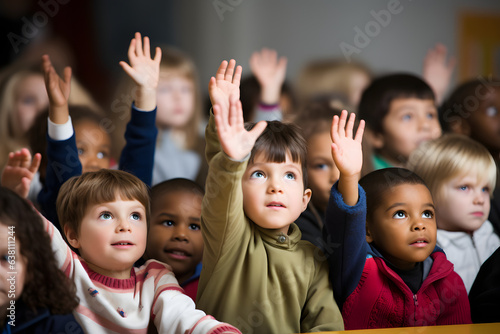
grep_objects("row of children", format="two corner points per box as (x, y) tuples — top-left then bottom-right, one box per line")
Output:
(0, 31), (499, 333)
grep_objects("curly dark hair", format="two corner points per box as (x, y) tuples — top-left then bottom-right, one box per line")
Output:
(0, 187), (79, 314)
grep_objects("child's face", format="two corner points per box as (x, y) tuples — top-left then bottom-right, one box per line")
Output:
(464, 86), (500, 155)
(367, 183), (437, 270)
(374, 98), (441, 165)
(146, 190), (203, 284)
(0, 224), (27, 309)
(156, 73), (195, 129)
(74, 120), (112, 173)
(242, 152), (312, 234)
(14, 74), (49, 135)
(65, 196), (147, 279)
(435, 174), (491, 232)
(306, 131), (339, 213)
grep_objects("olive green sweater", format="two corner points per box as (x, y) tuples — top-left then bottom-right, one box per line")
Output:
(197, 114), (344, 333)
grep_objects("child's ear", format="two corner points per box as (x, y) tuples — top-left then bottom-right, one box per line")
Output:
(301, 188), (312, 212)
(366, 128), (384, 149)
(365, 221), (374, 243)
(64, 225), (81, 249)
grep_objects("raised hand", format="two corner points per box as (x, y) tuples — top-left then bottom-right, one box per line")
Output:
(1, 148), (41, 198)
(249, 48), (287, 105)
(119, 32), (161, 110)
(422, 43), (456, 104)
(42, 54), (71, 124)
(209, 59), (242, 115)
(213, 93), (267, 161)
(331, 110), (365, 178)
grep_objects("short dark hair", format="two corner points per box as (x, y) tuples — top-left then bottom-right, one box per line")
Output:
(245, 120), (308, 187)
(359, 167), (429, 222)
(0, 187), (79, 314)
(151, 178), (204, 207)
(293, 97), (344, 141)
(358, 73), (435, 134)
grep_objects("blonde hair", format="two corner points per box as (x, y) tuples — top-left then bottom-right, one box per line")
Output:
(407, 134), (496, 202)
(158, 47), (202, 150)
(0, 63), (100, 169)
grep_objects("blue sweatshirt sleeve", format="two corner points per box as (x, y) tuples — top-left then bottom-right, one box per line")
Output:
(323, 181), (368, 309)
(118, 103), (158, 187)
(37, 133), (82, 231)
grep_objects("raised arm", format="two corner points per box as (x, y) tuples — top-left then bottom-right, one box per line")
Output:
(118, 32), (160, 186)
(119, 32), (161, 111)
(331, 110), (365, 206)
(1, 148), (41, 198)
(422, 43), (456, 105)
(249, 48), (287, 106)
(43, 54), (71, 125)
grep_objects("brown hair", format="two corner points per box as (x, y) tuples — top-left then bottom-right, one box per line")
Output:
(0, 187), (79, 314)
(245, 120), (308, 187)
(57, 169), (150, 236)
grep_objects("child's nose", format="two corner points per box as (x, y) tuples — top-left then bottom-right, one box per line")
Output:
(268, 179), (284, 193)
(116, 219), (132, 232)
(172, 226), (189, 242)
(411, 219), (426, 231)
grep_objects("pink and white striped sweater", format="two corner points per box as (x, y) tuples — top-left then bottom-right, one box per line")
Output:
(43, 215), (241, 334)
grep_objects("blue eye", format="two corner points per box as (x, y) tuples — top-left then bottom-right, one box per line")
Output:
(77, 148), (84, 155)
(393, 211), (406, 219)
(285, 172), (296, 180)
(422, 210), (434, 219)
(402, 114), (412, 121)
(162, 220), (174, 227)
(99, 212), (112, 220)
(482, 186), (490, 193)
(426, 111), (437, 119)
(97, 152), (107, 159)
(1, 254), (8, 262)
(189, 223), (201, 231)
(459, 185), (469, 191)
(486, 106), (498, 117)
(250, 171), (265, 179)
(21, 96), (36, 105)
(314, 164), (328, 171)
(131, 213), (141, 221)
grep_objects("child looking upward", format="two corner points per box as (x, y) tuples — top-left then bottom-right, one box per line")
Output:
(407, 134), (500, 292)
(358, 73), (442, 171)
(196, 60), (343, 333)
(144, 178), (204, 301)
(1, 150), (241, 334)
(324, 111), (470, 329)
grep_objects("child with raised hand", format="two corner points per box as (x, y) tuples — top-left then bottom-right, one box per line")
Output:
(358, 73), (442, 171)
(38, 32), (159, 228)
(324, 110), (471, 329)
(144, 178), (204, 302)
(1, 150), (241, 333)
(241, 47), (292, 122)
(292, 100), (343, 249)
(407, 134), (500, 293)
(197, 59), (343, 333)
(0, 186), (83, 333)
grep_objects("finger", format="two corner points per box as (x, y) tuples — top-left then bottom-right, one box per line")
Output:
(346, 112), (356, 139)
(215, 60), (228, 81)
(228, 98), (238, 128)
(225, 59), (236, 82)
(249, 120), (267, 141)
(213, 104), (228, 134)
(29, 153), (42, 174)
(127, 38), (136, 61)
(235, 100), (244, 129)
(153, 47), (162, 64)
(338, 110), (348, 138)
(330, 115), (340, 143)
(354, 120), (365, 143)
(135, 32), (143, 57)
(233, 65), (242, 87)
(63, 66), (72, 85)
(277, 57), (288, 71)
(119, 61), (136, 80)
(19, 148), (32, 168)
(143, 36), (151, 59)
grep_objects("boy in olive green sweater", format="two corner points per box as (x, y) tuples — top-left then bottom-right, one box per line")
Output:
(196, 59), (343, 333)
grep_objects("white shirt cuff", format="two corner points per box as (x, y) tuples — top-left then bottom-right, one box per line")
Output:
(48, 116), (74, 141)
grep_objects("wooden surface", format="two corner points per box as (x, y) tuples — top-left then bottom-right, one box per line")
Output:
(314, 323), (500, 334)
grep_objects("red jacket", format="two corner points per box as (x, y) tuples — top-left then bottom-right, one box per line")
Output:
(342, 252), (471, 329)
